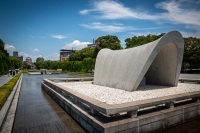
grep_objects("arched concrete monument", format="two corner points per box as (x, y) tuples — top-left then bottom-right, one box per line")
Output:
(94, 31), (184, 91)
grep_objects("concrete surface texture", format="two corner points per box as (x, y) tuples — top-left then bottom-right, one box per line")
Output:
(94, 31), (184, 91)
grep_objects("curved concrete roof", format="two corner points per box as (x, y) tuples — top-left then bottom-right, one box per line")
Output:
(94, 31), (184, 92)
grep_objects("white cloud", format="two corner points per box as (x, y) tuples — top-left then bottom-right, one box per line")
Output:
(44, 52), (59, 61)
(180, 31), (200, 38)
(4, 44), (16, 55)
(37, 55), (43, 58)
(51, 34), (67, 39)
(80, 0), (157, 20)
(155, 0), (200, 28)
(33, 48), (39, 52)
(63, 40), (91, 50)
(80, 0), (200, 34)
(128, 31), (162, 37)
(19, 52), (29, 57)
(81, 22), (131, 33)
(81, 22), (165, 33)
(79, 9), (90, 15)
(4, 44), (16, 51)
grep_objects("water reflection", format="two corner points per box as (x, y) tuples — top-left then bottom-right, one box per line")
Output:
(12, 74), (86, 133)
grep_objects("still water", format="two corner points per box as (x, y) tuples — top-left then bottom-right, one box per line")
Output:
(12, 74), (200, 133)
(12, 74), (86, 133)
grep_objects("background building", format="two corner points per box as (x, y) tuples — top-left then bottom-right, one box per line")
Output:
(87, 38), (97, 48)
(26, 57), (32, 64)
(60, 49), (76, 62)
(18, 56), (23, 62)
(13, 51), (23, 61)
(13, 51), (18, 58)
(25, 57), (35, 68)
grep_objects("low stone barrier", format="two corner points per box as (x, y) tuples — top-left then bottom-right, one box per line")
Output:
(0, 74), (23, 131)
(179, 78), (200, 84)
(42, 79), (200, 133)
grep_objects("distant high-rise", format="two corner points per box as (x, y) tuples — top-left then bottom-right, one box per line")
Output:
(93, 38), (97, 45)
(18, 56), (23, 62)
(13, 51), (23, 61)
(13, 51), (18, 57)
(87, 38), (97, 48)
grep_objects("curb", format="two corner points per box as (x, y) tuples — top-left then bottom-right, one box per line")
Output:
(0, 74), (23, 132)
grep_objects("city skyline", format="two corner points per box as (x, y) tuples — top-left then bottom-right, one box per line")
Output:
(0, 0), (200, 62)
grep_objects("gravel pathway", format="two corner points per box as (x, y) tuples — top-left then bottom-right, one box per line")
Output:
(57, 82), (200, 105)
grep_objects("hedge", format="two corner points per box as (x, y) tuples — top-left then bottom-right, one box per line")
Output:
(0, 72), (22, 110)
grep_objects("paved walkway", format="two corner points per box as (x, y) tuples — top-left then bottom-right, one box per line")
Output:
(0, 74), (13, 87)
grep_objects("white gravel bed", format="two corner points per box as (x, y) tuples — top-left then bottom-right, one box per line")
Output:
(57, 82), (200, 105)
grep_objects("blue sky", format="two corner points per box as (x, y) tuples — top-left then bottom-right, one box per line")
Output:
(1, 0), (200, 62)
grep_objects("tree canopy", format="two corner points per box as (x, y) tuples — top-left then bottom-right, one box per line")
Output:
(182, 37), (200, 70)
(0, 38), (22, 74)
(124, 34), (200, 70)
(69, 47), (95, 61)
(35, 57), (45, 69)
(94, 35), (122, 57)
(125, 33), (164, 48)
(4, 34), (198, 73)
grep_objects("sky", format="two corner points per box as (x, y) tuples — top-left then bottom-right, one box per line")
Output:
(0, 0), (200, 62)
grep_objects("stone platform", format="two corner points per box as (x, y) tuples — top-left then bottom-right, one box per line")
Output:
(42, 78), (200, 133)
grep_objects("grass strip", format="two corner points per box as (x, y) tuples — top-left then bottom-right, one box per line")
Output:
(0, 72), (22, 110)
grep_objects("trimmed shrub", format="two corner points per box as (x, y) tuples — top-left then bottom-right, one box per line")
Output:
(0, 72), (22, 110)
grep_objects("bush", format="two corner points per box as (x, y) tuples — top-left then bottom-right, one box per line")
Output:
(21, 70), (28, 73)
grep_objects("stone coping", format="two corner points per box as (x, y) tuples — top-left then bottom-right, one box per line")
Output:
(43, 78), (200, 116)
(48, 77), (94, 82)
(179, 78), (200, 83)
(42, 82), (200, 132)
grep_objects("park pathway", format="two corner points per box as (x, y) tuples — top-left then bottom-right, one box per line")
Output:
(0, 74), (12, 87)
(12, 74), (86, 133)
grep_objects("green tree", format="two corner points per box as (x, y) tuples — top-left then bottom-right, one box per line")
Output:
(9, 56), (22, 70)
(182, 37), (200, 70)
(0, 39), (4, 51)
(51, 61), (61, 70)
(0, 52), (7, 74)
(69, 47), (95, 61)
(0, 39), (17, 74)
(22, 62), (31, 69)
(125, 33), (164, 48)
(35, 57), (44, 69)
(62, 60), (71, 71)
(0, 39), (7, 74)
(94, 35), (122, 57)
(73, 61), (83, 72)
(82, 57), (95, 73)
(43, 60), (52, 69)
